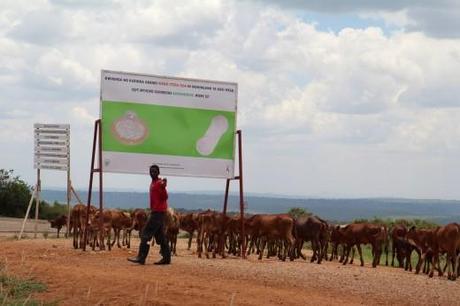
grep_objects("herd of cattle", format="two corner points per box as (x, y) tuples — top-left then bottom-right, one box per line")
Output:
(48, 205), (460, 281)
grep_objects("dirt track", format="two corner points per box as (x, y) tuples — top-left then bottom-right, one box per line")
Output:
(1, 237), (459, 306)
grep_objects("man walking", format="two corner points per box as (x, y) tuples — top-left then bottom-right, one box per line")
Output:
(128, 164), (171, 265)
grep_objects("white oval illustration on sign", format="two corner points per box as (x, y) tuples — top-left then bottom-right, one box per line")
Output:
(111, 111), (149, 145)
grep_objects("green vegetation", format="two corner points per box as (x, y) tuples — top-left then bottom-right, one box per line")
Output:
(39, 201), (68, 220)
(352, 217), (439, 229)
(0, 169), (32, 218)
(287, 207), (311, 219)
(0, 169), (67, 220)
(0, 273), (47, 305)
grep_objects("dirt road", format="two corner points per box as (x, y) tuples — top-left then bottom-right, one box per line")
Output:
(1, 238), (459, 305)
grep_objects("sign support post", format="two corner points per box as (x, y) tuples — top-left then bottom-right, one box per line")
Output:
(34, 169), (41, 238)
(18, 187), (37, 240)
(222, 130), (246, 258)
(83, 119), (104, 251)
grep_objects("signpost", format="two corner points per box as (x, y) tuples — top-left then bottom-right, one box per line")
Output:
(19, 124), (71, 239)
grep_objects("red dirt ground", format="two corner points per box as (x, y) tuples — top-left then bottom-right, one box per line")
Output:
(1, 237), (460, 305)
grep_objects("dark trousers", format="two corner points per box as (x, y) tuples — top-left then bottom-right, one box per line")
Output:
(139, 212), (171, 260)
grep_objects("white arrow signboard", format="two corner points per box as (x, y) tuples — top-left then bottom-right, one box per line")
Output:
(34, 124), (70, 171)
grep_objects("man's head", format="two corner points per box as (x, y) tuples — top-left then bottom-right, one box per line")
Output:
(150, 164), (160, 179)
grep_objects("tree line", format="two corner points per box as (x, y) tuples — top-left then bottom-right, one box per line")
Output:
(0, 169), (67, 220)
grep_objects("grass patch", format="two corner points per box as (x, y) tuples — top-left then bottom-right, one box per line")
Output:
(0, 273), (49, 305)
(0, 254), (56, 305)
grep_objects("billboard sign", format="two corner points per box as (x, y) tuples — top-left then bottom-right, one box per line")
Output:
(100, 70), (237, 178)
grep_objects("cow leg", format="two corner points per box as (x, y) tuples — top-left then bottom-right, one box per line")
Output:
(106, 228), (111, 251)
(372, 243), (382, 268)
(298, 240), (306, 260)
(416, 251), (426, 274)
(283, 240), (289, 262)
(330, 243), (338, 261)
(268, 241), (273, 259)
(258, 237), (267, 260)
(322, 241), (329, 262)
(111, 229), (117, 247)
(447, 252), (456, 280)
(117, 229), (122, 248)
(341, 245), (347, 264)
(317, 239), (323, 264)
(73, 225), (77, 249)
(350, 246), (356, 265)
(343, 245), (351, 265)
(310, 240), (317, 263)
(92, 231), (97, 251)
(187, 231), (193, 250)
(204, 232), (210, 259)
(197, 228), (202, 258)
(391, 243), (396, 267)
(429, 251), (438, 278)
(212, 233), (218, 259)
(356, 244), (364, 267)
(174, 233), (178, 255)
(384, 239), (389, 266)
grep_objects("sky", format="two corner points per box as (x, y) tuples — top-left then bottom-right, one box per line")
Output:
(2, 0), (460, 199)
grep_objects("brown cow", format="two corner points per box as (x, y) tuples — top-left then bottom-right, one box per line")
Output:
(429, 223), (460, 280)
(341, 223), (387, 268)
(109, 210), (132, 248)
(329, 225), (356, 264)
(246, 214), (295, 261)
(196, 210), (230, 259)
(130, 208), (148, 236)
(165, 208), (181, 256)
(392, 236), (420, 272)
(88, 209), (113, 251)
(226, 215), (244, 256)
(391, 224), (408, 268)
(71, 204), (97, 249)
(179, 212), (199, 250)
(48, 214), (68, 238)
(406, 226), (438, 274)
(293, 215), (328, 263)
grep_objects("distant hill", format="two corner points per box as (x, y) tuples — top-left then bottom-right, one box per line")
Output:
(41, 189), (460, 224)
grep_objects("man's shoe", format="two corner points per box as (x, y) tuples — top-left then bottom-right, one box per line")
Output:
(154, 257), (170, 265)
(127, 256), (145, 265)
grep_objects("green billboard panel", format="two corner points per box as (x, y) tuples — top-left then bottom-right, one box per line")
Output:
(100, 70), (237, 178)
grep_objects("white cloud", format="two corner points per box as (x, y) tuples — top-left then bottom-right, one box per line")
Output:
(2, 0), (460, 198)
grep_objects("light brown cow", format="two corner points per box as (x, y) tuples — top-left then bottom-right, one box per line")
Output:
(196, 210), (230, 259)
(109, 210), (132, 248)
(341, 223), (387, 268)
(165, 208), (181, 256)
(179, 212), (199, 250)
(246, 214), (295, 261)
(88, 209), (113, 251)
(71, 204), (97, 249)
(130, 208), (148, 237)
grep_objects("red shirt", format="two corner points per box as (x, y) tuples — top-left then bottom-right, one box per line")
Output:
(149, 179), (168, 212)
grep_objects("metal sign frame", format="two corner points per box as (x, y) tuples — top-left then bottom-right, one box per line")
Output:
(83, 119), (247, 258)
